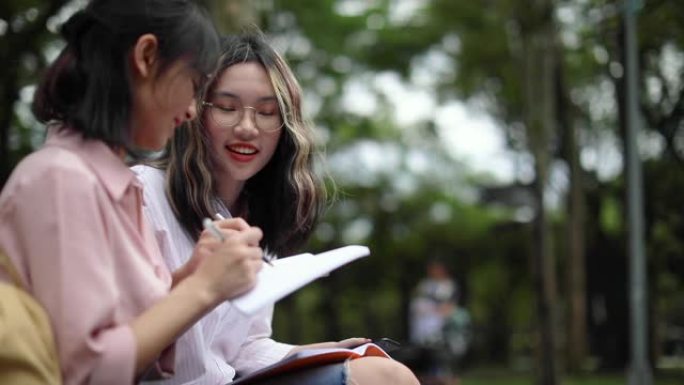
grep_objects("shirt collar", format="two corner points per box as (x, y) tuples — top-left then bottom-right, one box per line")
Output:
(44, 125), (138, 201)
(212, 198), (233, 219)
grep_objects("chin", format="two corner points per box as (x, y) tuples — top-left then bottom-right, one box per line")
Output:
(228, 170), (256, 183)
(134, 137), (168, 152)
(131, 129), (172, 151)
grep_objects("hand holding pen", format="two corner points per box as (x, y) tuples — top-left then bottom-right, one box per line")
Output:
(188, 217), (263, 302)
(205, 214), (273, 266)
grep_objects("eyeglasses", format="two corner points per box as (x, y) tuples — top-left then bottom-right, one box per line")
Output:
(201, 97), (284, 133)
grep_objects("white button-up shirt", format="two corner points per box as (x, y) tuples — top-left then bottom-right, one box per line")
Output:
(133, 165), (293, 385)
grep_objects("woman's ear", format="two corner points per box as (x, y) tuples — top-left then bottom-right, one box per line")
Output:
(131, 33), (159, 79)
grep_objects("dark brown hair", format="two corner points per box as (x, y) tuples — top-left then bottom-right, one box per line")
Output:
(32, 0), (219, 150)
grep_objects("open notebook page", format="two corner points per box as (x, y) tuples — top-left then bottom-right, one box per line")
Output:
(287, 342), (390, 360)
(229, 342), (389, 384)
(231, 245), (370, 315)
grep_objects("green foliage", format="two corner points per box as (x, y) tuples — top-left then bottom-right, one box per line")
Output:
(266, 0), (684, 374)
(599, 195), (622, 236)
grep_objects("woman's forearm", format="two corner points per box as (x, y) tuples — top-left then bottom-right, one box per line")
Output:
(130, 275), (218, 374)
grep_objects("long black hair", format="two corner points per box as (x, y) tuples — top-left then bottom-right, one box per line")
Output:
(32, 0), (219, 150)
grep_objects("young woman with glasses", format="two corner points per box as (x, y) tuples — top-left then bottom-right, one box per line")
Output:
(133, 32), (419, 385)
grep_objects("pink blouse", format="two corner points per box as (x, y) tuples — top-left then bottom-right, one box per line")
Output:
(0, 127), (174, 385)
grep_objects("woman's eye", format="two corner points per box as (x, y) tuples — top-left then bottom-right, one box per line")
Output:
(257, 104), (279, 116)
(217, 105), (238, 112)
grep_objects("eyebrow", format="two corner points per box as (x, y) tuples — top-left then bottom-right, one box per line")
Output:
(211, 91), (278, 103)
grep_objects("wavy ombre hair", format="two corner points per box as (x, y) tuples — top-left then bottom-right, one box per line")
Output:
(162, 31), (328, 256)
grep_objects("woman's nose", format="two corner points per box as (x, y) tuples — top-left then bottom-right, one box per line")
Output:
(185, 99), (198, 121)
(233, 108), (259, 137)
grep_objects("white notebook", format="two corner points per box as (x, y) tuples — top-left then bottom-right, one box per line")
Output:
(231, 245), (370, 315)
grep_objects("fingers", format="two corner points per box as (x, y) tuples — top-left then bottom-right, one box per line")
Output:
(213, 230), (264, 271)
(337, 337), (371, 348)
(216, 217), (250, 231)
(191, 218), (265, 300)
(196, 232), (221, 253)
(223, 244), (263, 297)
(240, 226), (263, 246)
(213, 218), (262, 246)
(199, 220), (263, 248)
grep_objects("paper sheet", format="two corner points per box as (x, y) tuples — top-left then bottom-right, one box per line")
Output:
(231, 245), (370, 315)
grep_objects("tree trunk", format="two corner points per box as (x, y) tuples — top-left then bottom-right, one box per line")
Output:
(520, 1), (560, 384)
(557, 50), (587, 373)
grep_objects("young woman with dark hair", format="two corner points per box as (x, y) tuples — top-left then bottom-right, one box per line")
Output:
(0, 1), (264, 384)
(133, 31), (419, 385)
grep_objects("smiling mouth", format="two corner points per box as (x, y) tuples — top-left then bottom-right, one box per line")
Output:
(227, 145), (258, 155)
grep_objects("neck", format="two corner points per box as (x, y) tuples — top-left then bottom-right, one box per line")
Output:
(216, 177), (245, 214)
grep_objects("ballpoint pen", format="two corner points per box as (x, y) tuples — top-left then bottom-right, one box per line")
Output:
(202, 217), (225, 242)
(212, 213), (274, 266)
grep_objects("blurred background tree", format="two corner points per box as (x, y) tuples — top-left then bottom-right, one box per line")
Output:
(1, 0), (683, 384)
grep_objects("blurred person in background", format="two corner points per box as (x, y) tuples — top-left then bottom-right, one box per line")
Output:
(409, 258), (470, 385)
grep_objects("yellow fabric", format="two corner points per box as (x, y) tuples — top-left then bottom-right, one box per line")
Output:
(0, 252), (62, 384)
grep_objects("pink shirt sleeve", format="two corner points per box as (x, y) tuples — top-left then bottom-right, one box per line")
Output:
(0, 147), (171, 385)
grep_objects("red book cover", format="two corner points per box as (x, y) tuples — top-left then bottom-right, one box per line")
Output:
(230, 343), (390, 384)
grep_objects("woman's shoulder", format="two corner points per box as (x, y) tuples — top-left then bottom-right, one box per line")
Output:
(131, 164), (165, 193)
(131, 164), (164, 181)
(0, 147), (108, 222)
(6, 146), (98, 194)
(130, 164), (180, 230)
